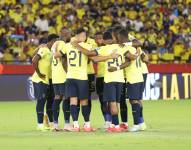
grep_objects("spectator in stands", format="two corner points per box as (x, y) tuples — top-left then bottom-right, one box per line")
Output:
(34, 14), (49, 32)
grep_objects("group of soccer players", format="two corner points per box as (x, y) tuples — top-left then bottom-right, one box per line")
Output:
(31, 25), (149, 133)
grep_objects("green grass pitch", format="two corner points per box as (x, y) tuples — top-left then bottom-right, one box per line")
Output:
(0, 100), (191, 150)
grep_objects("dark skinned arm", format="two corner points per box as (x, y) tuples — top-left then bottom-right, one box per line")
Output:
(32, 54), (46, 79)
(141, 52), (149, 64)
(89, 52), (119, 63)
(61, 55), (67, 72)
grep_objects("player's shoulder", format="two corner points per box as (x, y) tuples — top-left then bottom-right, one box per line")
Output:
(125, 45), (137, 54)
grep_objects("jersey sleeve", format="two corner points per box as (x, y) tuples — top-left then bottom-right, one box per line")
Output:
(58, 42), (66, 55)
(37, 47), (46, 58)
(96, 46), (107, 56)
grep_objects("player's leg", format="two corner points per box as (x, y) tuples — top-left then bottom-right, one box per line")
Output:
(33, 82), (49, 131)
(104, 82), (123, 132)
(62, 98), (71, 129)
(65, 79), (80, 131)
(120, 82), (128, 129)
(52, 84), (63, 131)
(46, 81), (54, 127)
(127, 82), (142, 132)
(88, 74), (95, 115)
(96, 77), (111, 127)
(78, 80), (95, 132)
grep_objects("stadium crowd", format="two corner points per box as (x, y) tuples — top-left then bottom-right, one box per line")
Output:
(0, 0), (191, 64)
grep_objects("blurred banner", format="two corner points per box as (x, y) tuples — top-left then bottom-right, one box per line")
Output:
(0, 64), (191, 101)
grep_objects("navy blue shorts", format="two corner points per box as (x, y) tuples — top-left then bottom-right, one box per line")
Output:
(103, 82), (123, 102)
(53, 83), (65, 95)
(96, 77), (104, 95)
(33, 82), (48, 99)
(127, 82), (143, 100)
(65, 79), (89, 100)
(141, 74), (147, 93)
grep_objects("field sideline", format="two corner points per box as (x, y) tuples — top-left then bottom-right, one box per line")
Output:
(0, 100), (191, 150)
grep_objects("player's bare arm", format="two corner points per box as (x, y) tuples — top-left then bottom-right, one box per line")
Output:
(71, 40), (97, 57)
(89, 52), (119, 63)
(32, 54), (46, 79)
(141, 52), (149, 64)
(61, 55), (67, 72)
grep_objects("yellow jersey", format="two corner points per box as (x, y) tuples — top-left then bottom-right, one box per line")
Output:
(140, 49), (149, 74)
(64, 42), (92, 80)
(51, 41), (67, 84)
(32, 47), (52, 84)
(125, 46), (143, 84)
(96, 44), (127, 83)
(86, 38), (96, 75)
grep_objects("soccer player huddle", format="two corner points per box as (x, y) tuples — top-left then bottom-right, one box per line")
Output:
(31, 25), (149, 133)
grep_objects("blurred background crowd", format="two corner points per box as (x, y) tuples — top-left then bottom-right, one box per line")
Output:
(0, 0), (191, 64)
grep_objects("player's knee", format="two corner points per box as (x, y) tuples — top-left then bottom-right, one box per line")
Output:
(70, 97), (78, 105)
(129, 100), (139, 104)
(55, 95), (61, 100)
(81, 99), (88, 106)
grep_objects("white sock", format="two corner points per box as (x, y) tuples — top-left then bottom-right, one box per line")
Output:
(64, 123), (70, 126)
(84, 122), (90, 128)
(122, 122), (128, 126)
(49, 122), (53, 126)
(115, 125), (120, 129)
(38, 123), (44, 128)
(54, 123), (59, 129)
(73, 121), (79, 128)
(105, 121), (111, 125)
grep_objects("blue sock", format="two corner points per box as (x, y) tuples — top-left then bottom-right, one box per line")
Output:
(63, 99), (70, 123)
(36, 98), (46, 124)
(77, 101), (80, 118)
(46, 88), (54, 122)
(82, 105), (90, 122)
(139, 106), (144, 124)
(105, 113), (112, 122)
(120, 99), (128, 123)
(70, 105), (78, 121)
(88, 99), (92, 114)
(131, 103), (141, 125)
(52, 99), (61, 124)
(112, 115), (119, 126)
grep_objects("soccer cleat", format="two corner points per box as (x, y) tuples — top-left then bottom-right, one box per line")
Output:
(129, 125), (140, 132)
(119, 123), (128, 130)
(52, 128), (63, 132)
(139, 122), (147, 131)
(103, 122), (111, 129)
(66, 125), (80, 132)
(83, 126), (96, 132)
(63, 124), (73, 131)
(36, 125), (50, 132)
(106, 127), (124, 133)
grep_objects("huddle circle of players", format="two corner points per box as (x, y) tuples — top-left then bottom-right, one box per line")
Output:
(31, 26), (149, 133)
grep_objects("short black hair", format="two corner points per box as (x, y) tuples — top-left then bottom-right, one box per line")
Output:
(112, 25), (123, 34)
(75, 28), (86, 35)
(47, 34), (59, 42)
(103, 32), (113, 40)
(118, 29), (128, 38)
(94, 32), (102, 36)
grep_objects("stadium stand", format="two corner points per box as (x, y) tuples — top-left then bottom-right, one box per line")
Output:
(0, 0), (191, 64)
